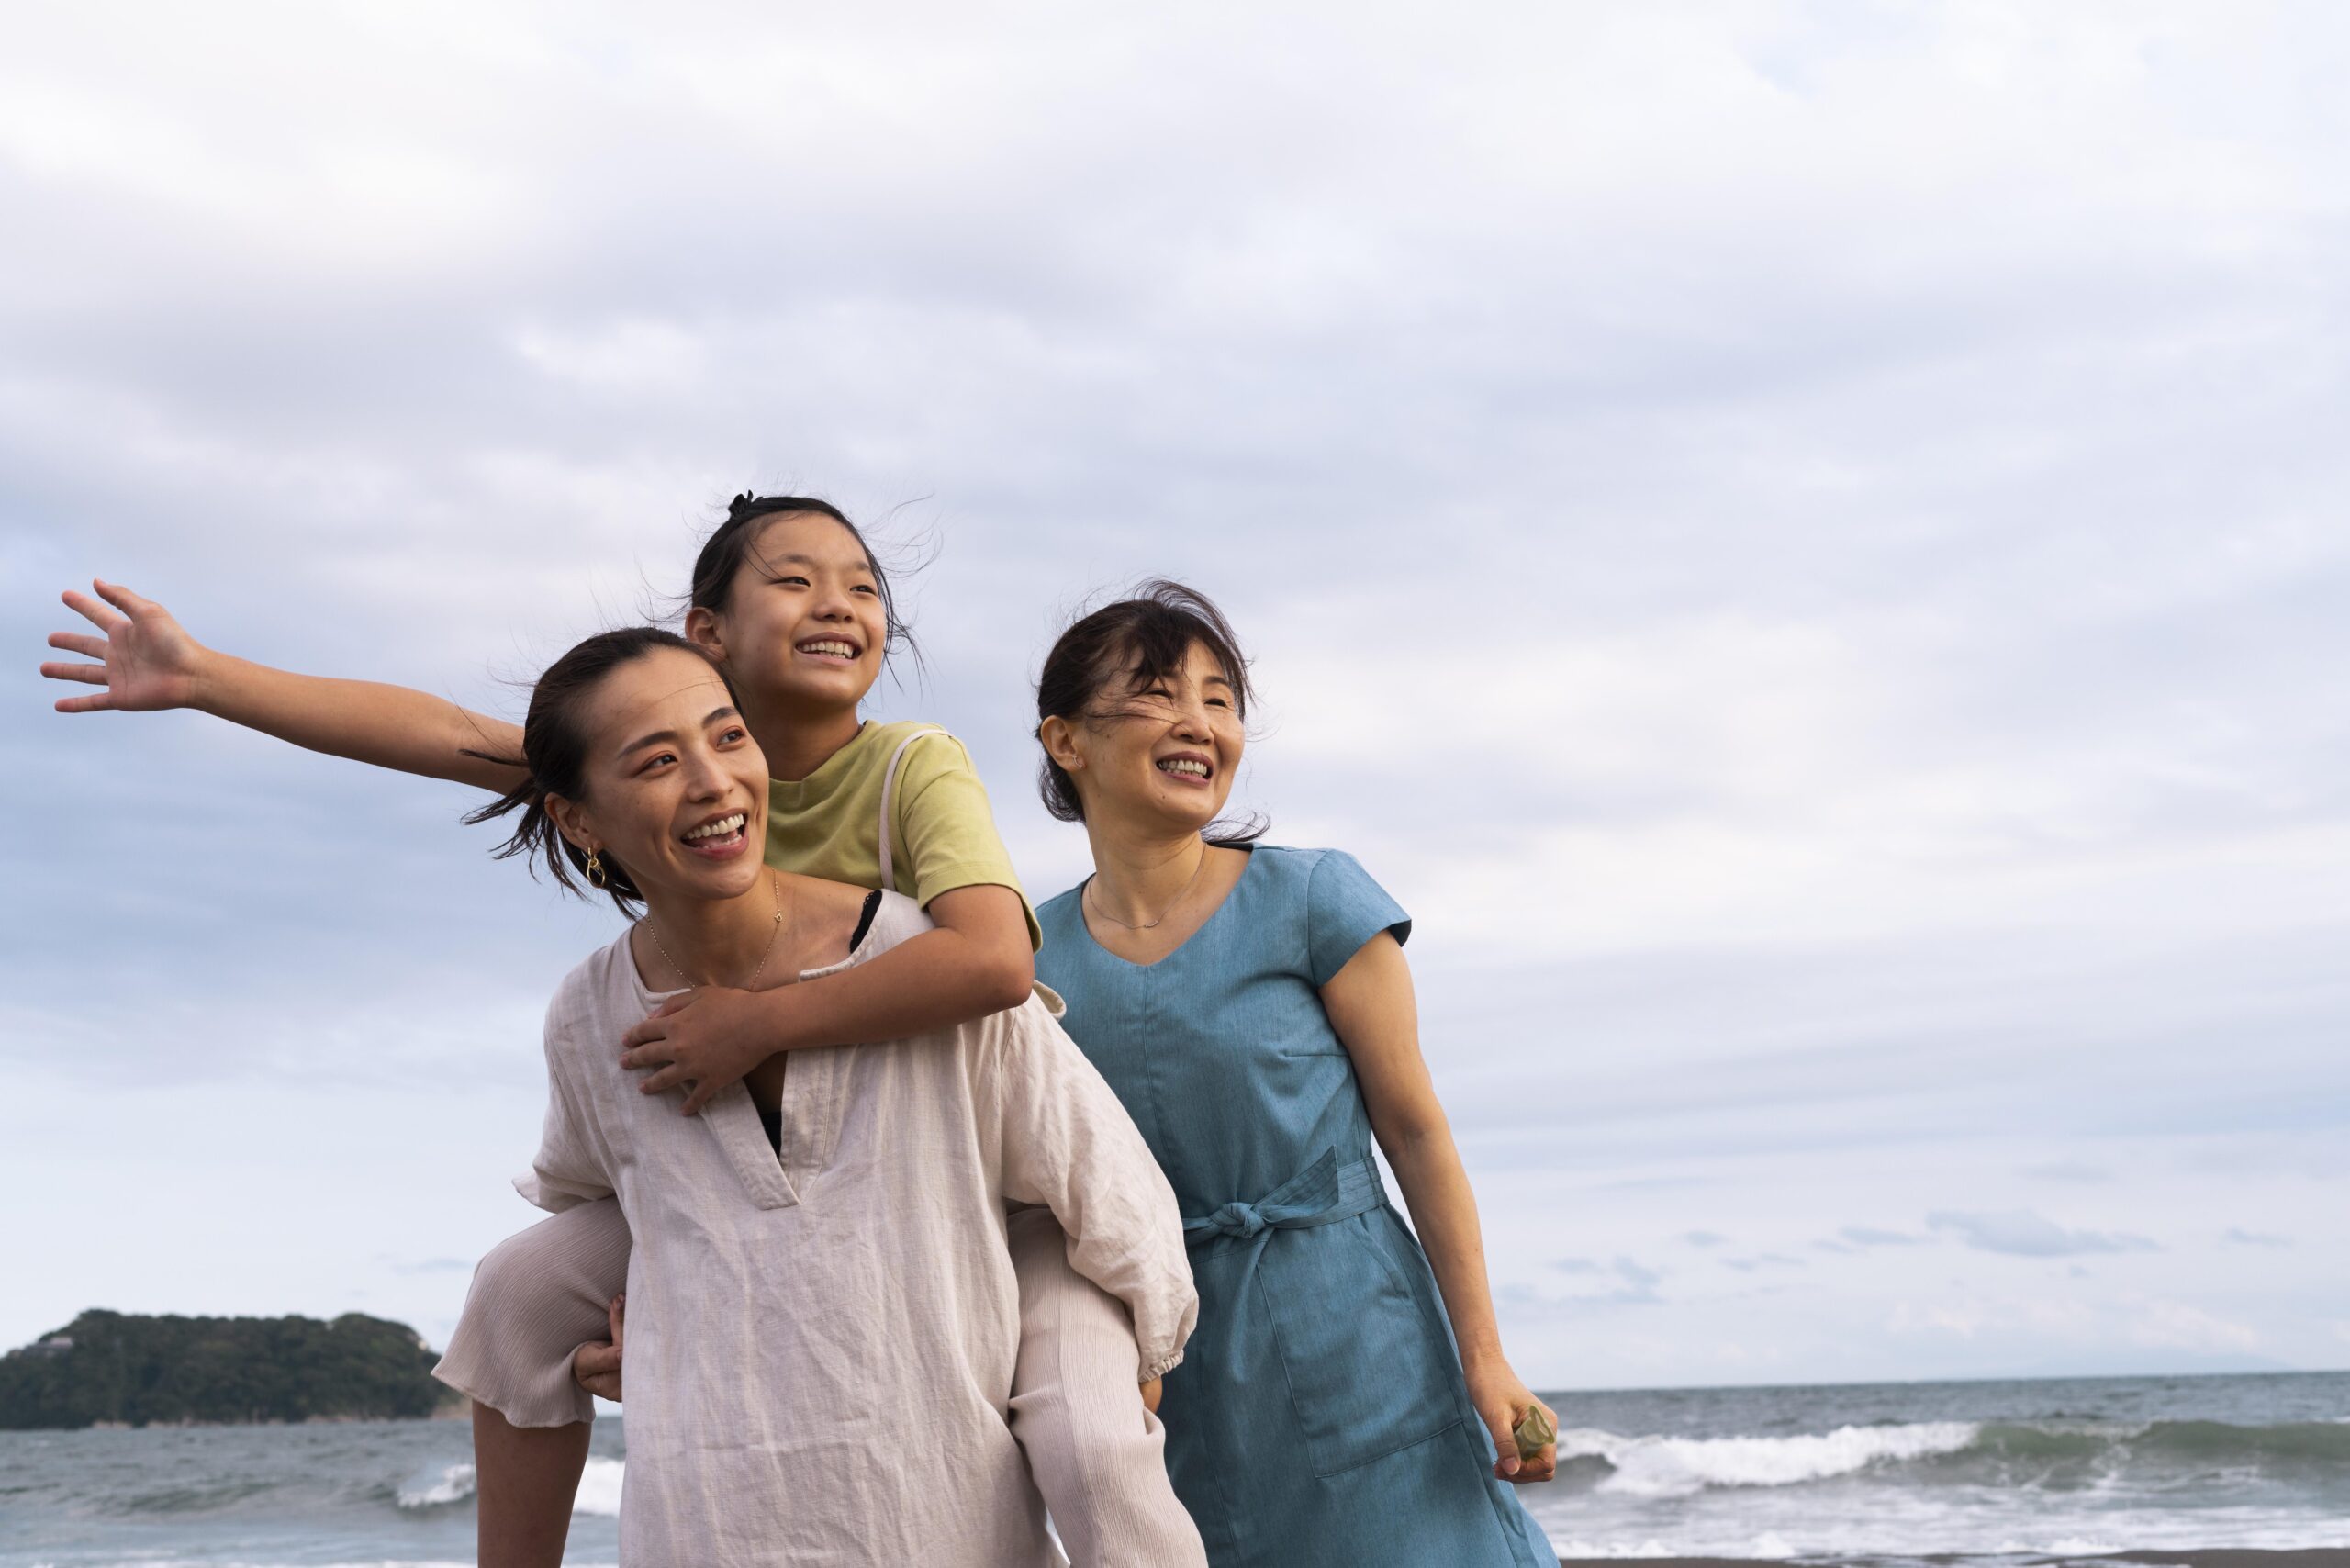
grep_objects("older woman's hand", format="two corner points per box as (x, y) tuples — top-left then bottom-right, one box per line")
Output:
(1466, 1355), (1557, 1483)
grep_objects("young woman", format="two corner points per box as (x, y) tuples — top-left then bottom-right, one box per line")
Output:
(1031, 581), (1561, 1568)
(451, 624), (1192, 1562)
(39, 498), (1208, 1568)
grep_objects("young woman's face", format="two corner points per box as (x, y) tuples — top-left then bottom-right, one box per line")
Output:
(554, 647), (772, 908)
(1066, 639), (1245, 834)
(706, 513), (888, 715)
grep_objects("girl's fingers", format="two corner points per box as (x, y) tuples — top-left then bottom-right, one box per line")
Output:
(39, 660), (107, 686)
(90, 579), (151, 617)
(60, 588), (125, 634)
(47, 632), (107, 659)
(54, 691), (121, 713)
(619, 1015), (670, 1049)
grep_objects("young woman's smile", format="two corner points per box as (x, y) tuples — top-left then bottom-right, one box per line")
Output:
(550, 647), (772, 907)
(677, 807), (751, 861)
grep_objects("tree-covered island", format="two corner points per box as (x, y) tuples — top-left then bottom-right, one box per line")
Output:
(0, 1309), (455, 1428)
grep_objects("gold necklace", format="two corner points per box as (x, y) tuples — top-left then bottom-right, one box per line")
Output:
(1085, 842), (1211, 932)
(644, 869), (791, 989)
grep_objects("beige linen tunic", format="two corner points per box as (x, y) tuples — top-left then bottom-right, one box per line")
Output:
(520, 893), (1195, 1566)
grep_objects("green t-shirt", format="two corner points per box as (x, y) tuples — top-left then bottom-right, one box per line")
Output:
(764, 720), (1039, 950)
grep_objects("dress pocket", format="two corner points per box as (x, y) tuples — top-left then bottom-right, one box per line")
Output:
(1255, 1215), (1464, 1477)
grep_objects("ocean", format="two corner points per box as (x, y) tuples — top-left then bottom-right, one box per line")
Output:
(1, 1371), (2343, 1566)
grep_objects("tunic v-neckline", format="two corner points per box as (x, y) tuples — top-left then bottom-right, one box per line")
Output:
(1076, 845), (1259, 972)
(621, 938), (870, 1210)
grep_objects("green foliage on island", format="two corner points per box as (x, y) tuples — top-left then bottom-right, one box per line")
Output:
(0, 1309), (454, 1429)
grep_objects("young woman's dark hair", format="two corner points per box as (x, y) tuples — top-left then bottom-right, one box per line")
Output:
(1035, 578), (1264, 844)
(688, 492), (921, 675)
(462, 625), (724, 915)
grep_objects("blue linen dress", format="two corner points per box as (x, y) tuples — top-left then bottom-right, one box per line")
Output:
(1035, 844), (1556, 1568)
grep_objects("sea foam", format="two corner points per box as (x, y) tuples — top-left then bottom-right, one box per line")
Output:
(574, 1456), (626, 1516)
(1559, 1421), (1980, 1496)
(395, 1462), (476, 1510)
(393, 1456), (621, 1516)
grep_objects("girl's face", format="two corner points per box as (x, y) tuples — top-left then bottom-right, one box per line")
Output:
(550, 647), (772, 909)
(1058, 639), (1245, 834)
(697, 513), (888, 716)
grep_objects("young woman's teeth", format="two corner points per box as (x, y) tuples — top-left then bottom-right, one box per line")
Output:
(684, 813), (745, 844)
(800, 640), (856, 659)
(1158, 759), (1210, 778)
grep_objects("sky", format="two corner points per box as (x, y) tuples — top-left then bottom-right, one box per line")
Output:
(3, 0), (2345, 1392)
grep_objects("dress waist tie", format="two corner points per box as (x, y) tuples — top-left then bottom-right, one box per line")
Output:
(1181, 1148), (1386, 1249)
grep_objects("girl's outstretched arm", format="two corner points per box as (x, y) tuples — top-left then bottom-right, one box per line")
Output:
(1321, 933), (1561, 1485)
(617, 883), (1035, 1108)
(41, 578), (524, 794)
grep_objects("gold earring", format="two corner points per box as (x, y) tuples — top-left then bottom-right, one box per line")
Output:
(585, 848), (609, 889)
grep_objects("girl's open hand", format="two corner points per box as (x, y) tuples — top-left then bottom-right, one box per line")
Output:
(618, 986), (777, 1114)
(1466, 1356), (1557, 1483)
(41, 579), (207, 713)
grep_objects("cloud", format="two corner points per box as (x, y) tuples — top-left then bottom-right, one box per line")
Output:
(1838, 1226), (1924, 1248)
(3, 0), (2347, 1385)
(2221, 1227), (2291, 1249)
(1927, 1210), (2162, 1258)
(2021, 1160), (2114, 1183)
(1721, 1253), (1807, 1273)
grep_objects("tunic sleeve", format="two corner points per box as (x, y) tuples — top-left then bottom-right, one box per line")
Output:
(1304, 848), (1413, 986)
(514, 1009), (614, 1214)
(976, 1001), (1198, 1381)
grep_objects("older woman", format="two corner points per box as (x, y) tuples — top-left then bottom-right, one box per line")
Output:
(1032, 582), (1559, 1568)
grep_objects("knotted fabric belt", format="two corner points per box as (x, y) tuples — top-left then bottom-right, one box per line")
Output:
(1181, 1149), (1385, 1249)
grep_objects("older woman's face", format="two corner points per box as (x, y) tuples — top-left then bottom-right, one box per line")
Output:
(1070, 639), (1245, 834)
(560, 647), (771, 906)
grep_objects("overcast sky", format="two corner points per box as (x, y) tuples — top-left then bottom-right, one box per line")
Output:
(4, 1), (2345, 1391)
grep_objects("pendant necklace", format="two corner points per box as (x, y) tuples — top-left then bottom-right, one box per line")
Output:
(1085, 842), (1211, 932)
(644, 868), (794, 989)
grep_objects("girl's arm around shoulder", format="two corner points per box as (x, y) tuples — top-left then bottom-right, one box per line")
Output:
(974, 1002), (1197, 1382)
(617, 886), (1036, 1114)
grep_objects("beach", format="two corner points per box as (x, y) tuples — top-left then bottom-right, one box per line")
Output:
(3, 1370), (2343, 1565)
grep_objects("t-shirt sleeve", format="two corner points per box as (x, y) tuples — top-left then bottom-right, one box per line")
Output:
(894, 732), (1042, 950)
(1304, 848), (1412, 987)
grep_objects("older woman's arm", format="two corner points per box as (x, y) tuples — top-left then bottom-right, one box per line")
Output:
(1321, 932), (1559, 1484)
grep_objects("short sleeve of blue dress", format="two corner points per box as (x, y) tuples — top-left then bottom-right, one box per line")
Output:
(1304, 848), (1411, 985)
(1034, 845), (1554, 1568)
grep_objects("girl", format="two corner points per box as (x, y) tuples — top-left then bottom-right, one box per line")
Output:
(455, 623), (1192, 1562)
(40, 497), (1207, 1568)
(1031, 581), (1561, 1567)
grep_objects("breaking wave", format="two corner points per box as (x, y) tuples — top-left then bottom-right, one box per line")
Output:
(1552, 1417), (2350, 1498)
